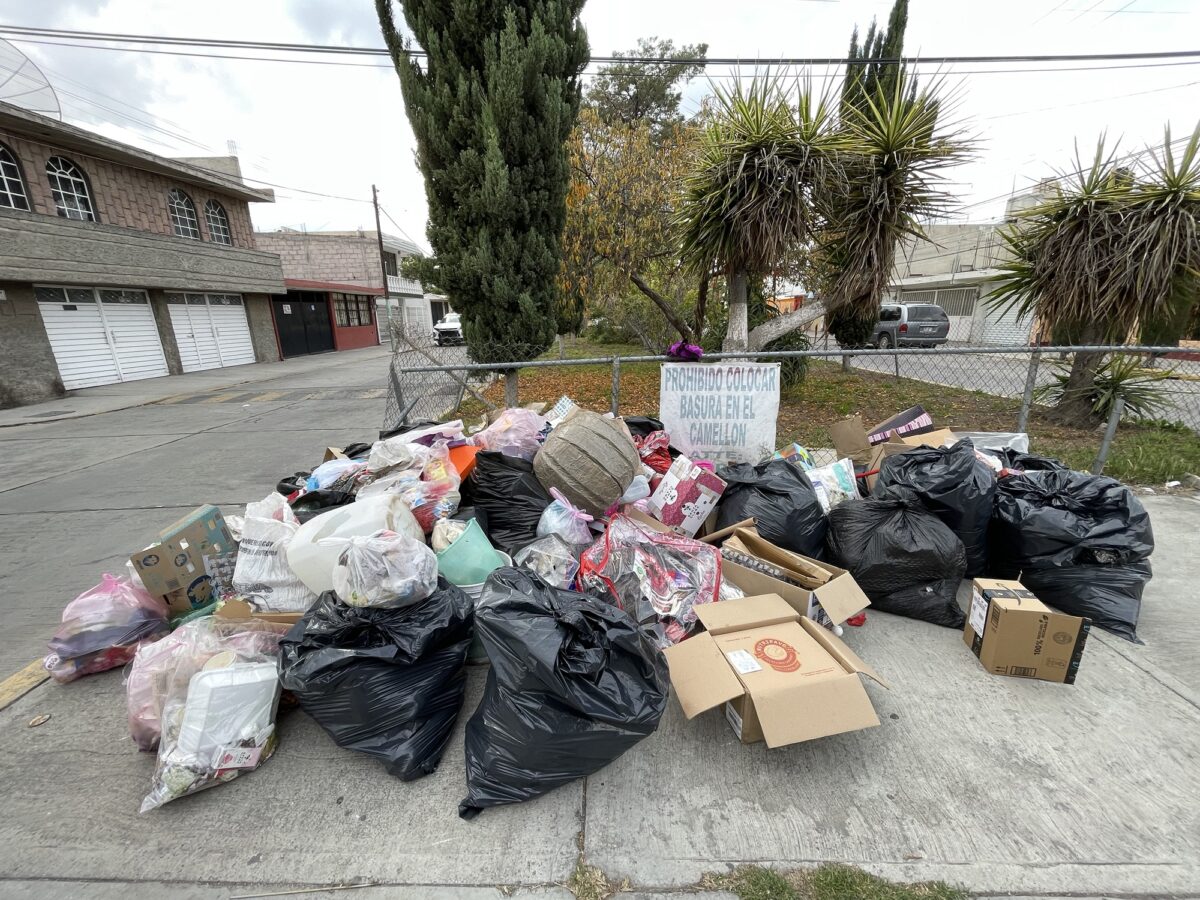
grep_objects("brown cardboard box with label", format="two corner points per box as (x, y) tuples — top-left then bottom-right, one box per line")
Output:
(965, 578), (1091, 684)
(665, 594), (888, 748)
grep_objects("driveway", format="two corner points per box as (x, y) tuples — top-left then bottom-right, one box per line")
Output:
(0, 355), (1196, 898)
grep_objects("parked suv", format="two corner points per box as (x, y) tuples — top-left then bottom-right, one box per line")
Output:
(872, 303), (950, 348)
(433, 312), (464, 346)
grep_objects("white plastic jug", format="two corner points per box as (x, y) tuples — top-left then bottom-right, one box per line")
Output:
(286, 494), (423, 594)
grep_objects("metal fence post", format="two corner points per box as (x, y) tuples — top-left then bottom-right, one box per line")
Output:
(610, 356), (621, 416)
(1092, 397), (1125, 475)
(1017, 350), (1041, 432)
(893, 347), (900, 381)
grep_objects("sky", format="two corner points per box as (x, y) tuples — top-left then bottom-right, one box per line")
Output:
(1, 0), (1199, 254)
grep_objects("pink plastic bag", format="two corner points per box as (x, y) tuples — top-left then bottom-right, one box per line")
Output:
(44, 574), (168, 684)
(474, 408), (548, 460)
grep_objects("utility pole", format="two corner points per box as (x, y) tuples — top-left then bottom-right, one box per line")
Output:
(372, 184), (394, 351)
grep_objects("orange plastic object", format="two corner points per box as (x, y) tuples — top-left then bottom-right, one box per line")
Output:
(448, 444), (481, 480)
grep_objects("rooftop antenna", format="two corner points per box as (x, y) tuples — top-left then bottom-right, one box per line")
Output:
(0, 39), (62, 119)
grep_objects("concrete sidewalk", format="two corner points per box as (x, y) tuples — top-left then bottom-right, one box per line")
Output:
(0, 496), (1195, 898)
(0, 345), (393, 427)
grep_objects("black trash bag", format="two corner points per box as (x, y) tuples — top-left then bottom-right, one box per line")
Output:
(989, 469), (1154, 641)
(459, 451), (553, 555)
(276, 470), (310, 496)
(622, 416), (665, 438)
(980, 448), (1068, 472)
(459, 567), (669, 819)
(278, 580), (474, 781)
(341, 442), (373, 460)
(873, 439), (997, 577)
(289, 489), (355, 523)
(717, 459), (827, 559)
(826, 492), (967, 628)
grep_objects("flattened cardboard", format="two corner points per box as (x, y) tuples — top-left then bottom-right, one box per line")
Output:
(698, 517), (755, 546)
(322, 447), (348, 463)
(829, 415), (873, 466)
(664, 594), (885, 749)
(965, 578), (1091, 684)
(215, 598), (303, 627)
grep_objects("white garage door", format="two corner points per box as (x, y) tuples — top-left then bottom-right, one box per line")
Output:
(36, 286), (169, 390)
(166, 293), (256, 372)
(405, 298), (432, 336)
(981, 301), (1033, 346)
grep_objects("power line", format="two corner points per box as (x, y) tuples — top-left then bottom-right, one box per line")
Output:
(3, 25), (1200, 68)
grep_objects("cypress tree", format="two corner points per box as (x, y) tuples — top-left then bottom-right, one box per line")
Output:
(841, 0), (909, 112)
(375, 1), (588, 365)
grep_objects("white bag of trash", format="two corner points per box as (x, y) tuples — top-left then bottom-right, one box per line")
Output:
(231, 492), (317, 613)
(331, 529), (439, 609)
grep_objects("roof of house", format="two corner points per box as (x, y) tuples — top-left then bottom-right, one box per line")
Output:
(0, 101), (274, 203)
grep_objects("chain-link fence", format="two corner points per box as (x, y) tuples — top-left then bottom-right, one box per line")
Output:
(383, 340), (1200, 479)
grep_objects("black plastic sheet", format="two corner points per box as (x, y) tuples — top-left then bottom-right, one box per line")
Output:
(460, 452), (552, 555)
(278, 581), (473, 780)
(874, 439), (997, 577)
(459, 568), (669, 819)
(826, 491), (967, 628)
(990, 469), (1154, 641)
(717, 459), (827, 559)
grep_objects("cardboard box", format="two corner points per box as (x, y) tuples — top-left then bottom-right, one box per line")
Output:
(830, 416), (955, 489)
(130, 505), (234, 616)
(214, 598), (303, 628)
(322, 447), (348, 463)
(665, 594), (887, 747)
(965, 578), (1091, 684)
(720, 528), (870, 627)
(646, 455), (727, 537)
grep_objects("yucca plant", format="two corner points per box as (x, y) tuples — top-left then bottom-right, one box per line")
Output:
(992, 125), (1200, 424)
(820, 74), (973, 346)
(1036, 354), (1175, 422)
(676, 75), (844, 351)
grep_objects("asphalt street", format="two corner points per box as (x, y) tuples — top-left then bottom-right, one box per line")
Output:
(0, 348), (1196, 898)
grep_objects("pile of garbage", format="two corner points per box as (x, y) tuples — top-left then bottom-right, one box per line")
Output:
(43, 398), (1154, 815)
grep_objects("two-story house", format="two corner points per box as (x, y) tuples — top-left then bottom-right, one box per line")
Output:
(252, 228), (443, 355)
(0, 101), (286, 407)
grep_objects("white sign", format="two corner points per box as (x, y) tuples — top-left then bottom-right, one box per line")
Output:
(659, 362), (780, 465)
(281, 303), (292, 314)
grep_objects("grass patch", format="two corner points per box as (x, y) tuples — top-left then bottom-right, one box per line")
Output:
(452, 343), (1198, 484)
(707, 864), (967, 900)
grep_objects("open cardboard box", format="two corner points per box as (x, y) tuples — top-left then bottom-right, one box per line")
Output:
(829, 415), (956, 489)
(665, 593), (888, 747)
(130, 505), (235, 617)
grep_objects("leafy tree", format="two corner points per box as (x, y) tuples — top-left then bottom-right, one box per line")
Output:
(585, 37), (707, 134)
(991, 127), (1200, 424)
(374, 0), (588, 386)
(559, 107), (698, 339)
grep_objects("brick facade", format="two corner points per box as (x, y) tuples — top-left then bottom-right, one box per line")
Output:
(253, 231), (384, 289)
(0, 129), (256, 249)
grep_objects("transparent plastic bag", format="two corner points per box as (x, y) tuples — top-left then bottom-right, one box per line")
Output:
(536, 488), (594, 546)
(514, 533), (581, 588)
(805, 457), (859, 512)
(125, 617), (289, 752)
(231, 492), (317, 613)
(330, 529), (439, 609)
(138, 618), (285, 812)
(578, 514), (722, 647)
(44, 574), (168, 684)
(305, 457), (367, 491)
(358, 443), (461, 533)
(474, 408), (548, 460)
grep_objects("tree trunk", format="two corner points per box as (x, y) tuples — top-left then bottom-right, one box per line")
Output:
(628, 271), (694, 343)
(504, 369), (519, 407)
(1052, 323), (1104, 426)
(722, 273), (749, 353)
(693, 273), (710, 340)
(746, 301), (826, 351)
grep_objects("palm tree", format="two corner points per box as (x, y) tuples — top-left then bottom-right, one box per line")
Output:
(990, 126), (1200, 424)
(676, 76), (842, 352)
(821, 74), (972, 347)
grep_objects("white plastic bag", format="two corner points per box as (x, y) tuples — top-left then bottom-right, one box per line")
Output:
(231, 492), (317, 613)
(474, 408), (548, 460)
(951, 431), (1030, 453)
(805, 458), (858, 513)
(514, 534), (581, 589)
(306, 457), (367, 490)
(330, 529), (439, 609)
(134, 617), (286, 811)
(536, 488), (594, 546)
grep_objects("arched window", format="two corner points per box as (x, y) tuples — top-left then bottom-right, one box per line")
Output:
(204, 199), (232, 245)
(167, 188), (201, 239)
(46, 156), (96, 221)
(0, 143), (30, 211)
